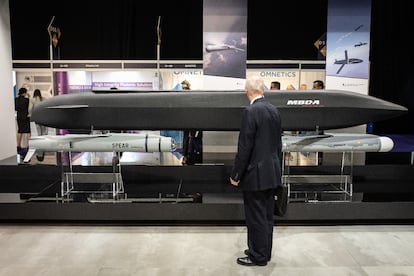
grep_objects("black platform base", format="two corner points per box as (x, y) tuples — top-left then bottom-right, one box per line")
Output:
(1, 163), (414, 224)
(1, 201), (414, 225)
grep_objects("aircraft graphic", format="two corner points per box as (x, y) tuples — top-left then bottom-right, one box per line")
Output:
(23, 132), (176, 163)
(334, 50), (363, 74)
(354, 42), (368, 47)
(205, 43), (245, 53)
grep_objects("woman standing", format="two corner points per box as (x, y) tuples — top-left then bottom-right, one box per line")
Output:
(30, 89), (49, 136)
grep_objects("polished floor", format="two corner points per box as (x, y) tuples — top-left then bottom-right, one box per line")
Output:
(0, 224), (413, 276)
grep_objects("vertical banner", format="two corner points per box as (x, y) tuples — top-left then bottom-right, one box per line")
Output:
(47, 16), (61, 98)
(203, 0), (247, 90)
(47, 16), (61, 60)
(325, 0), (371, 94)
(48, 16), (66, 138)
(325, 0), (372, 166)
(54, 72), (69, 96)
(314, 32), (327, 60)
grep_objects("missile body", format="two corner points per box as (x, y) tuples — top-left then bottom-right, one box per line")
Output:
(31, 90), (408, 132)
(26, 133), (175, 159)
(282, 134), (393, 153)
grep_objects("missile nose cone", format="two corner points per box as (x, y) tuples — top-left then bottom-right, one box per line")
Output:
(379, 137), (394, 152)
(171, 138), (177, 151)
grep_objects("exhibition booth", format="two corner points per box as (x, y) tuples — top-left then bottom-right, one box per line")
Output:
(1, 60), (413, 223)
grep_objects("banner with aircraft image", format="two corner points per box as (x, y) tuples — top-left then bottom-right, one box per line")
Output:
(326, 0), (371, 80)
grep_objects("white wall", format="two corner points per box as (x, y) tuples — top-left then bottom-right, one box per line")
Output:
(0, 0), (17, 161)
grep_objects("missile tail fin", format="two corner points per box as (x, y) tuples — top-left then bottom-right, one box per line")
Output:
(23, 149), (36, 163)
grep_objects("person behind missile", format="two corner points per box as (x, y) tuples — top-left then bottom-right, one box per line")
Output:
(270, 81), (280, 90)
(180, 80), (203, 165)
(286, 84), (296, 90)
(30, 89), (49, 136)
(312, 80), (324, 90)
(230, 76), (283, 266)
(15, 87), (31, 153)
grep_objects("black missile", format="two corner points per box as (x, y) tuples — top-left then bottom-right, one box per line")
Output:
(31, 89), (407, 131)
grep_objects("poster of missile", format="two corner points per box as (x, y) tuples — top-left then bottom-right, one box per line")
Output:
(203, 0), (247, 90)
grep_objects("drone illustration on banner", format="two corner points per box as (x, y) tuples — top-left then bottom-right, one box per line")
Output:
(354, 42), (368, 47)
(334, 50), (363, 74)
(354, 24), (364, 31)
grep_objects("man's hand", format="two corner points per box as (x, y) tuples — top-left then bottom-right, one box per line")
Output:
(230, 177), (240, 187)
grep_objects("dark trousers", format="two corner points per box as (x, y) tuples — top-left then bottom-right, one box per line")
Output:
(243, 189), (275, 263)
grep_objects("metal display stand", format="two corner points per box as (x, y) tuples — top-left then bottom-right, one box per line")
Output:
(282, 151), (353, 202)
(61, 152), (124, 202)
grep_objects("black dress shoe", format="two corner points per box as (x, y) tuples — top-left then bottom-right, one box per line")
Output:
(244, 249), (271, 261)
(236, 256), (267, 266)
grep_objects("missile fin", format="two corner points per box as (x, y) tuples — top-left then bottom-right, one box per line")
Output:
(23, 148), (36, 163)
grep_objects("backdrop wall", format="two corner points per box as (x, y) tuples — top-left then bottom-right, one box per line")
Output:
(0, 0), (17, 161)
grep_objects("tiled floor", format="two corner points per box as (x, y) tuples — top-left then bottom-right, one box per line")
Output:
(0, 224), (413, 275)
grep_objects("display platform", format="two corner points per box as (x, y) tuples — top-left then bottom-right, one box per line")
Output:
(1, 153), (414, 224)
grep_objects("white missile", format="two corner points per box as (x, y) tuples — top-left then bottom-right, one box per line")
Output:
(23, 133), (176, 163)
(23, 132), (393, 163)
(282, 133), (393, 153)
(205, 43), (245, 53)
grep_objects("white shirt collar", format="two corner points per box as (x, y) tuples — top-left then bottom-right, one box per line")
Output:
(250, 95), (264, 105)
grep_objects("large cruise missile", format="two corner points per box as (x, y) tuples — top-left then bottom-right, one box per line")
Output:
(282, 133), (393, 153)
(30, 90), (407, 132)
(23, 133), (176, 163)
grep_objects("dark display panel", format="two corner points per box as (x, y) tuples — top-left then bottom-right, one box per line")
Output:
(9, 0), (327, 60)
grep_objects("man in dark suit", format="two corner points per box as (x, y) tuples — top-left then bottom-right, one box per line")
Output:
(230, 76), (283, 266)
(182, 130), (203, 165)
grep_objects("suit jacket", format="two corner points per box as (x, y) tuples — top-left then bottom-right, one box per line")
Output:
(182, 130), (203, 164)
(231, 97), (282, 191)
